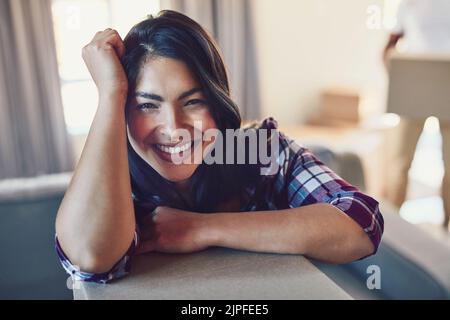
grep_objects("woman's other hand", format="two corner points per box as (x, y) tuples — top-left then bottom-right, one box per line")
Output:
(136, 206), (214, 254)
(82, 28), (128, 98)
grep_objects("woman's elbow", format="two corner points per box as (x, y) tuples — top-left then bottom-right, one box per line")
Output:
(57, 238), (117, 274)
(56, 231), (127, 275)
(75, 253), (117, 274)
(55, 213), (135, 274)
(358, 234), (375, 257)
(345, 231), (375, 263)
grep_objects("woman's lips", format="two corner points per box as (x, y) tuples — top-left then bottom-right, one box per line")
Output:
(155, 141), (192, 154)
(152, 141), (199, 163)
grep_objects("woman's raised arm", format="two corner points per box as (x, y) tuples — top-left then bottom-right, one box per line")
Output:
(55, 29), (135, 274)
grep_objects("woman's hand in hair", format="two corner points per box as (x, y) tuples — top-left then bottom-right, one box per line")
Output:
(82, 28), (128, 99)
(136, 206), (214, 254)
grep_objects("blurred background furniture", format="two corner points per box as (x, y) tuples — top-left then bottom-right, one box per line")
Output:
(308, 87), (361, 128)
(0, 173), (72, 299)
(339, 201), (450, 299)
(387, 43), (450, 121)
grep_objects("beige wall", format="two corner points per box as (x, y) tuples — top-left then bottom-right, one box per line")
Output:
(251, 0), (390, 126)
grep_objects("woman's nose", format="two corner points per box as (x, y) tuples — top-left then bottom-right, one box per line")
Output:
(157, 107), (183, 142)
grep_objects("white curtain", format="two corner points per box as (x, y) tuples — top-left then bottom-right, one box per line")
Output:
(161, 0), (261, 121)
(0, 0), (74, 179)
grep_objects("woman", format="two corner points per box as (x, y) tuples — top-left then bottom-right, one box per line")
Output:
(55, 10), (384, 283)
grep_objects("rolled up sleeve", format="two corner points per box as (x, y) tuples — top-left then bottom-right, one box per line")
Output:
(285, 144), (384, 255)
(54, 229), (139, 284)
(328, 191), (384, 254)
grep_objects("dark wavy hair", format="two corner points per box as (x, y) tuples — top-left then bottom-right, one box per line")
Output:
(121, 10), (262, 215)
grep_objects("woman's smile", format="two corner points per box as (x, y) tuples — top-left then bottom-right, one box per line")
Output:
(152, 140), (202, 163)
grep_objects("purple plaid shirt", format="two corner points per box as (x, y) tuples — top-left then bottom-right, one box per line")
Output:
(55, 118), (384, 283)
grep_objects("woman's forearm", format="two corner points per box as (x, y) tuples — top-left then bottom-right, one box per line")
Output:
(203, 203), (374, 263)
(55, 93), (135, 273)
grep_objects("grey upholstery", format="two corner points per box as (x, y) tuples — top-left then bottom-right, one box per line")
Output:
(306, 144), (366, 191)
(343, 202), (450, 299)
(0, 173), (72, 299)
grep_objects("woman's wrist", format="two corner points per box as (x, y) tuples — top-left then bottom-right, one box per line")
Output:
(97, 90), (128, 116)
(98, 87), (128, 103)
(195, 213), (223, 248)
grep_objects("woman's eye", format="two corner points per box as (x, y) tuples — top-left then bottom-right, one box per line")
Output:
(137, 103), (158, 111)
(185, 99), (206, 107)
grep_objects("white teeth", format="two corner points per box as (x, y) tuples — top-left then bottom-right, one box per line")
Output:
(180, 143), (191, 151)
(156, 142), (192, 154)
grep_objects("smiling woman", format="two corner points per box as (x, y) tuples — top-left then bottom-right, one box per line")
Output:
(55, 10), (384, 283)
(121, 12), (259, 214)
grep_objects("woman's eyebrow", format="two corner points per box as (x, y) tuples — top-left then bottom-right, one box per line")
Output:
(134, 91), (163, 101)
(177, 87), (202, 100)
(134, 87), (202, 102)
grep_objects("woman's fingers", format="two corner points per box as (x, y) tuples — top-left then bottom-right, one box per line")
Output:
(103, 29), (125, 58)
(90, 29), (125, 58)
(81, 28), (128, 96)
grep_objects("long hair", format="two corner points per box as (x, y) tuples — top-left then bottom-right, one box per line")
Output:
(122, 10), (262, 214)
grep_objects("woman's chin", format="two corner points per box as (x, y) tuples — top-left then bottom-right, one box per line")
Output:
(155, 164), (198, 183)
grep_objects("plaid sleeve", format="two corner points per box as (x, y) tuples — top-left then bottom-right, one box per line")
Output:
(55, 228), (139, 284)
(283, 139), (384, 255)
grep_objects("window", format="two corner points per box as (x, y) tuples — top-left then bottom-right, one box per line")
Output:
(51, 0), (160, 134)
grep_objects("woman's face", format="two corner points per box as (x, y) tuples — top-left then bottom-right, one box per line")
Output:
(126, 56), (217, 182)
